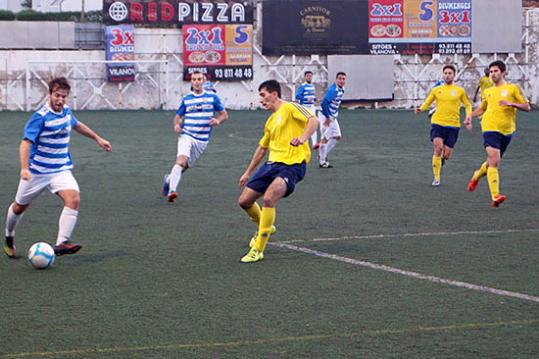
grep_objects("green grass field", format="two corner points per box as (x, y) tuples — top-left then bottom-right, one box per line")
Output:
(1, 109), (538, 358)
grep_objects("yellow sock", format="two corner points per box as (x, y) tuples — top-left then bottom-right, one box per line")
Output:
(244, 203), (261, 226)
(487, 167), (500, 200)
(473, 161), (488, 181)
(254, 207), (276, 252)
(432, 155), (442, 181)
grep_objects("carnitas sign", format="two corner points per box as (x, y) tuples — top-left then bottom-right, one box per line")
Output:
(103, 0), (253, 25)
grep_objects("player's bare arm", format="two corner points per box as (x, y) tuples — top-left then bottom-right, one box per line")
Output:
(173, 114), (182, 134)
(473, 86), (480, 102)
(74, 122), (112, 152)
(239, 146), (268, 187)
(498, 100), (531, 112)
(471, 106), (484, 119)
(209, 109), (228, 126)
(19, 139), (32, 181)
(291, 116), (319, 146)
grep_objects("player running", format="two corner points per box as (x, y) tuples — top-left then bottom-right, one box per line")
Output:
(415, 64), (472, 187)
(466, 60), (530, 207)
(162, 71), (228, 203)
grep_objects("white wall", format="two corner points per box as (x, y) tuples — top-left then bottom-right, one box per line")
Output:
(0, 0), (24, 12)
(33, 0), (102, 12)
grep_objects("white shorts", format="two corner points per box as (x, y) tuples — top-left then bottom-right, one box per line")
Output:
(318, 113), (342, 139)
(15, 171), (79, 206)
(177, 135), (208, 168)
(303, 104), (316, 117)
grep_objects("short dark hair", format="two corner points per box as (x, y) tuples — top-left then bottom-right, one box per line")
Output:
(304, 71), (313, 76)
(442, 64), (456, 73)
(484, 66), (490, 76)
(258, 80), (281, 98)
(191, 71), (204, 79)
(336, 72), (346, 78)
(489, 60), (506, 73)
(48, 77), (70, 93)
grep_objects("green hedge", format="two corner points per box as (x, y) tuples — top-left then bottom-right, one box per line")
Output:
(14, 10), (102, 22)
(0, 10), (16, 20)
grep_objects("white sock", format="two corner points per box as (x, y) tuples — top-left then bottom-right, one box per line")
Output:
(57, 207), (78, 245)
(310, 131), (318, 146)
(5, 204), (24, 238)
(319, 143), (327, 164)
(326, 138), (337, 158)
(168, 164), (184, 193)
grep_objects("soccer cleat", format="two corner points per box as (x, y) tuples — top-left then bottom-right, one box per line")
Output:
(167, 191), (178, 203)
(313, 142), (320, 150)
(161, 174), (170, 197)
(240, 248), (264, 263)
(249, 225), (277, 248)
(53, 241), (82, 256)
(3, 236), (19, 259)
(492, 194), (506, 208)
(467, 178), (479, 192)
(319, 162), (333, 169)
(431, 179), (441, 187)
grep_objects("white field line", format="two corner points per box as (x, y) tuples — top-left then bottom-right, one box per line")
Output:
(270, 242), (539, 304)
(280, 228), (539, 244)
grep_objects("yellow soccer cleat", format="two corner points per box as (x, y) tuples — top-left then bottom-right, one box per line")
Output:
(3, 236), (19, 259)
(240, 248), (264, 263)
(249, 225), (276, 248)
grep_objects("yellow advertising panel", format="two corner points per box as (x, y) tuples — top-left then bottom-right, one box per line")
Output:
(403, 0), (437, 39)
(225, 24), (253, 66)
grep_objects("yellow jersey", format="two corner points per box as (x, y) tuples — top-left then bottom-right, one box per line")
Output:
(479, 76), (494, 99)
(420, 84), (472, 127)
(259, 102), (312, 165)
(480, 83), (528, 135)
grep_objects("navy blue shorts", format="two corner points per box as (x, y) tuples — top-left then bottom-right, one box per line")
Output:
(483, 131), (512, 157)
(246, 162), (306, 197)
(430, 124), (460, 148)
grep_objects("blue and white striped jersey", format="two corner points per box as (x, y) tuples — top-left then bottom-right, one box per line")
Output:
(295, 82), (316, 106)
(321, 83), (345, 119)
(23, 104), (78, 174)
(176, 91), (225, 142)
(433, 79), (444, 88)
(203, 81), (216, 93)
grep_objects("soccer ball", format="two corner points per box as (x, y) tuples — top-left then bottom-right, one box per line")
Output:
(27, 242), (55, 269)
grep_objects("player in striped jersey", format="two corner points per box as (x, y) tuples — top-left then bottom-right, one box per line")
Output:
(162, 71), (228, 203)
(318, 72), (346, 168)
(3, 77), (112, 259)
(295, 71), (318, 147)
(203, 74), (217, 93)
(238, 80), (318, 263)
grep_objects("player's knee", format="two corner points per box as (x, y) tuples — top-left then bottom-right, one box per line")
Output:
(175, 157), (188, 169)
(238, 198), (251, 209)
(487, 159), (500, 168)
(12, 202), (28, 215)
(238, 194), (254, 209)
(262, 197), (277, 208)
(67, 196), (80, 210)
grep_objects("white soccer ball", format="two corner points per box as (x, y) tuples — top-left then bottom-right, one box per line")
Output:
(27, 242), (56, 269)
